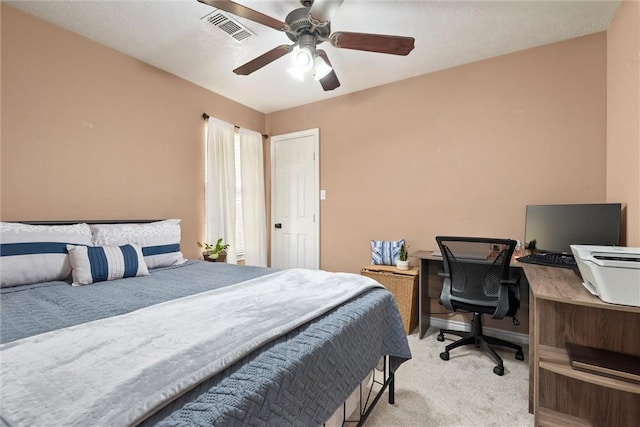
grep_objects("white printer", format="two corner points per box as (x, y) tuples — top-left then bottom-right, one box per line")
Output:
(570, 245), (640, 308)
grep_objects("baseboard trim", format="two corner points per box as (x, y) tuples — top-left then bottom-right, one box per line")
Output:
(428, 317), (529, 346)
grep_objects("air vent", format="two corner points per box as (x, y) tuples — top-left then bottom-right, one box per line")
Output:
(202, 10), (255, 43)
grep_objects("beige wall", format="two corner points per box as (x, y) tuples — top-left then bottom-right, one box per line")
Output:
(607, 0), (640, 247)
(0, 5), (266, 259)
(267, 33), (608, 272)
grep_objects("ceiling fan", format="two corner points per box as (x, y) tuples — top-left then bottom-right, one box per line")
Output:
(198, 0), (415, 91)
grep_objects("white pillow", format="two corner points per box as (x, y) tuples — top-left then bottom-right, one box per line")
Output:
(90, 219), (186, 269)
(67, 244), (149, 286)
(0, 222), (93, 287)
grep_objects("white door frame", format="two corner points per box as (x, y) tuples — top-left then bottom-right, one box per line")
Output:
(270, 128), (320, 269)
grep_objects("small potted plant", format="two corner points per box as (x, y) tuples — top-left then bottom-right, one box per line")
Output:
(397, 243), (410, 270)
(197, 238), (229, 262)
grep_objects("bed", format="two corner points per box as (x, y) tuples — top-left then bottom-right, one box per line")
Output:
(0, 220), (411, 426)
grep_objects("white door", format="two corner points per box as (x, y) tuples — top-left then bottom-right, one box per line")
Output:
(270, 129), (319, 269)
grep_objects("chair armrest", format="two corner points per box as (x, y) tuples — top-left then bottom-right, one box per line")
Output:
(493, 276), (521, 319)
(439, 276), (454, 312)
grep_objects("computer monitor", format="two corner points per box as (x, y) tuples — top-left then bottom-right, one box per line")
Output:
(524, 203), (621, 254)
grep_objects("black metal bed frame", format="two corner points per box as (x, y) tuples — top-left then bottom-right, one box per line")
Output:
(324, 355), (395, 427)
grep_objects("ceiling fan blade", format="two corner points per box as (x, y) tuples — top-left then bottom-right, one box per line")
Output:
(308, 0), (344, 26)
(197, 0), (288, 32)
(233, 45), (293, 75)
(330, 32), (415, 56)
(316, 50), (340, 91)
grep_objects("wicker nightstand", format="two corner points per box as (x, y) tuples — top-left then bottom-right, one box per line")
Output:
(361, 265), (419, 334)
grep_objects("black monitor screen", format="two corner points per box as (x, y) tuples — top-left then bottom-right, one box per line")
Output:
(524, 203), (621, 254)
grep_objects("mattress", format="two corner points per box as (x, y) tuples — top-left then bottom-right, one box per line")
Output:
(0, 261), (411, 426)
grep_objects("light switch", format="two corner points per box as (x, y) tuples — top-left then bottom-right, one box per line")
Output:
(320, 190), (326, 200)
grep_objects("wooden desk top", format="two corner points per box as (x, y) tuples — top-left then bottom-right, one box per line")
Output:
(412, 249), (527, 266)
(521, 263), (640, 313)
(411, 250), (442, 261)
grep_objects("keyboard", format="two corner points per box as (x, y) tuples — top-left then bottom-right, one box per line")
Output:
(516, 252), (577, 269)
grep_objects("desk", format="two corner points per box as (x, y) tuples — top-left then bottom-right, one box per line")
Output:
(413, 250), (640, 424)
(524, 263), (640, 426)
(412, 250), (528, 339)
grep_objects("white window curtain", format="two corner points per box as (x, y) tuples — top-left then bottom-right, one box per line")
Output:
(239, 128), (267, 267)
(205, 117), (237, 264)
(205, 117), (267, 267)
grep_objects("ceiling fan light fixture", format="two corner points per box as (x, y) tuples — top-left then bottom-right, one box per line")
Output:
(313, 55), (332, 80)
(294, 46), (314, 71)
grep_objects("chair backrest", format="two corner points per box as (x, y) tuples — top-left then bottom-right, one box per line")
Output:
(436, 236), (518, 318)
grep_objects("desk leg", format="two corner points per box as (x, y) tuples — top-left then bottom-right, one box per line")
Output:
(418, 258), (431, 339)
(530, 289), (539, 421)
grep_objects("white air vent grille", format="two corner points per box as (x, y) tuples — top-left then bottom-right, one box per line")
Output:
(202, 10), (255, 43)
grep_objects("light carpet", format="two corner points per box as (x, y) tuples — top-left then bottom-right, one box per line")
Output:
(365, 327), (534, 427)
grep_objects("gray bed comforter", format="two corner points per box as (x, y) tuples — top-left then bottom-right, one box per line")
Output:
(0, 261), (411, 426)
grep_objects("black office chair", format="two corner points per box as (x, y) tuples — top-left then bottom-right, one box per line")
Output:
(435, 236), (524, 376)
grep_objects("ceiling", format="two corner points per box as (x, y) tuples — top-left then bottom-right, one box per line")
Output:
(7, 0), (621, 114)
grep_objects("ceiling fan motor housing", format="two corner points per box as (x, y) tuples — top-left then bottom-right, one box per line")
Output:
(285, 7), (331, 44)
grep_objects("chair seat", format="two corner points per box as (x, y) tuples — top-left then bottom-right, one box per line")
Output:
(450, 298), (496, 314)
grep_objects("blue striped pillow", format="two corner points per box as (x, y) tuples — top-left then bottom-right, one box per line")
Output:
(66, 244), (149, 286)
(371, 239), (405, 265)
(0, 222), (93, 287)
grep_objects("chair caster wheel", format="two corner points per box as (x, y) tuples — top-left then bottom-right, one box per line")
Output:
(437, 333), (445, 342)
(440, 351), (450, 361)
(515, 351), (524, 361)
(493, 366), (504, 376)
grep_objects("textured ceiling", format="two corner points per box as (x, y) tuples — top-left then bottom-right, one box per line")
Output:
(7, 0), (621, 114)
